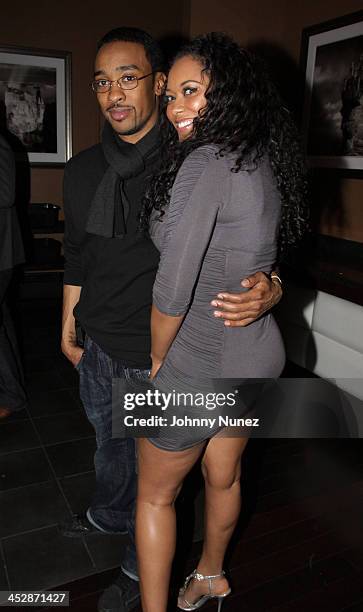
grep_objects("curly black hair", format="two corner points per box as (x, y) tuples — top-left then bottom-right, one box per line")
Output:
(140, 32), (309, 258)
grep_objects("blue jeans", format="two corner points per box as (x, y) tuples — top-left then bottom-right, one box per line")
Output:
(77, 335), (149, 567)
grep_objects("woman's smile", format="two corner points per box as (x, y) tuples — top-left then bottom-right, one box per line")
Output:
(165, 56), (210, 141)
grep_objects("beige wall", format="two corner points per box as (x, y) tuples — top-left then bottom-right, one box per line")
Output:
(1, 0), (187, 215)
(188, 0), (363, 242)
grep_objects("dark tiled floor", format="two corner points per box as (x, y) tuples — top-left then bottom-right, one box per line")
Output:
(0, 544), (8, 590)
(0, 418), (40, 454)
(0, 481), (69, 538)
(59, 472), (96, 515)
(0, 447), (54, 491)
(33, 411), (94, 446)
(86, 533), (127, 570)
(0, 298), (132, 593)
(3, 525), (94, 590)
(45, 438), (97, 478)
(1, 295), (363, 612)
(28, 388), (82, 418)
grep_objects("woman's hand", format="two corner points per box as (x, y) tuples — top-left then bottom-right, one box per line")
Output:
(150, 357), (163, 380)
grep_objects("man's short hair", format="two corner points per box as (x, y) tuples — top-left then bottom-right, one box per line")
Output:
(97, 27), (164, 73)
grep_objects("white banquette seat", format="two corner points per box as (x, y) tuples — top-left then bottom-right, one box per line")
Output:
(275, 283), (363, 404)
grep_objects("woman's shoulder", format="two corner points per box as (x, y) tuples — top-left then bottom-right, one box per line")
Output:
(183, 143), (221, 165)
(177, 144), (229, 184)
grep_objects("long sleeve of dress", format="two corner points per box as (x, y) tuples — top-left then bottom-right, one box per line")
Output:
(153, 146), (227, 316)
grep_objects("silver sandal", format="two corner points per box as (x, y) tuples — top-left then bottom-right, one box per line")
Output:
(177, 569), (231, 612)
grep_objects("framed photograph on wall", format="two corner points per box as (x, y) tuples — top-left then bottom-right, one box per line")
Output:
(301, 10), (363, 171)
(0, 45), (72, 166)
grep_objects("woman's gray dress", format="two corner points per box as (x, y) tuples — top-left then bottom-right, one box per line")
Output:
(149, 145), (285, 450)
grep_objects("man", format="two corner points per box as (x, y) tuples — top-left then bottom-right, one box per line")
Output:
(61, 27), (282, 612)
(0, 133), (27, 420)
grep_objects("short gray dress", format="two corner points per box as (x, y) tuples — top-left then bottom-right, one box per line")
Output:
(149, 145), (285, 450)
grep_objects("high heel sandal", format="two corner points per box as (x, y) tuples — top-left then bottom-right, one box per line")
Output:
(177, 569), (231, 612)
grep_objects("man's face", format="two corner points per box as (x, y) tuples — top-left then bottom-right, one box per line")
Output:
(94, 41), (164, 143)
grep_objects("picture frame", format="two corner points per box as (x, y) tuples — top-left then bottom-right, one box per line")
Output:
(0, 45), (72, 166)
(300, 10), (363, 171)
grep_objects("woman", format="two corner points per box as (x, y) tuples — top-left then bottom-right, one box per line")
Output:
(136, 32), (309, 612)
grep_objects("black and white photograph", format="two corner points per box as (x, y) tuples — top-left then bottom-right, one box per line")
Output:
(301, 11), (363, 170)
(0, 46), (72, 165)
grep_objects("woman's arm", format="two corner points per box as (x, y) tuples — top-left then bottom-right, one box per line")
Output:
(150, 306), (183, 378)
(151, 147), (224, 375)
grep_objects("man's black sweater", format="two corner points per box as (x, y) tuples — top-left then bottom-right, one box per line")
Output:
(63, 142), (160, 367)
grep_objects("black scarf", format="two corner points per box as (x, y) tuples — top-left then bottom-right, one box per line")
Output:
(86, 121), (160, 238)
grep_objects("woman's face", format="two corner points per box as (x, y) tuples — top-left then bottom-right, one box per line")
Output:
(165, 56), (210, 141)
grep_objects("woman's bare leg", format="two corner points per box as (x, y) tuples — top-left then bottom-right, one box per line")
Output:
(136, 438), (205, 612)
(178, 436), (248, 605)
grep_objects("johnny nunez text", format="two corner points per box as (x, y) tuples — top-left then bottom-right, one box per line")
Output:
(123, 415), (260, 428)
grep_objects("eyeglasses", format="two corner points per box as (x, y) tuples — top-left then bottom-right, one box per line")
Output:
(91, 72), (154, 93)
